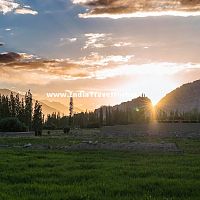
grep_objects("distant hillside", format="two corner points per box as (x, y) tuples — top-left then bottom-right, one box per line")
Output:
(112, 96), (152, 112)
(40, 100), (68, 115)
(157, 80), (200, 113)
(0, 89), (63, 116)
(95, 95), (153, 118)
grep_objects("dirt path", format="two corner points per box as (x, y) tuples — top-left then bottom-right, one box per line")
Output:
(65, 142), (181, 152)
(0, 142), (181, 152)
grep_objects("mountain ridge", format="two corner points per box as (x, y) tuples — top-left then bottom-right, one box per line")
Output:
(157, 79), (200, 113)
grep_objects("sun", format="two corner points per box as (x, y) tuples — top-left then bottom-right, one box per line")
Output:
(116, 74), (178, 107)
(137, 76), (178, 106)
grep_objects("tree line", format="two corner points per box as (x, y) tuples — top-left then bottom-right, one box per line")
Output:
(1, 91), (200, 133)
(156, 109), (200, 123)
(44, 106), (200, 130)
(0, 90), (43, 135)
(44, 106), (150, 129)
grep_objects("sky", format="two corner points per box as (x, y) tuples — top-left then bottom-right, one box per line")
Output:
(1, 0), (200, 110)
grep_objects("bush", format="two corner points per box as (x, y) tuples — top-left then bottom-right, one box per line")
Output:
(63, 127), (70, 134)
(0, 117), (27, 132)
(35, 130), (42, 136)
(43, 123), (56, 130)
(87, 123), (100, 128)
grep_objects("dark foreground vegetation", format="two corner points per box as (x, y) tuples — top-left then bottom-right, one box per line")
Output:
(1, 91), (200, 132)
(0, 91), (43, 135)
(44, 108), (200, 130)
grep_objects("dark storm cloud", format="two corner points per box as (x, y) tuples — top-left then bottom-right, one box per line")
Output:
(73, 0), (200, 18)
(0, 52), (21, 63)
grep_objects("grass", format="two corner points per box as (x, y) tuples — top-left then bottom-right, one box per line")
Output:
(0, 131), (200, 200)
(0, 151), (199, 199)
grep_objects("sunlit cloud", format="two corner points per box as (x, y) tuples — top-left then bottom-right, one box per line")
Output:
(79, 11), (200, 19)
(0, 0), (38, 15)
(73, 0), (200, 18)
(68, 38), (77, 42)
(83, 33), (134, 49)
(1, 50), (200, 86)
(77, 52), (134, 66)
(92, 62), (200, 80)
(113, 42), (132, 47)
(1, 49), (200, 106)
(15, 8), (38, 15)
(0, 0), (19, 14)
(83, 33), (111, 49)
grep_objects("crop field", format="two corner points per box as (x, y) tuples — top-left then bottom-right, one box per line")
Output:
(0, 125), (200, 200)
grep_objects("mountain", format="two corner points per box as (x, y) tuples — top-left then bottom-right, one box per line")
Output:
(95, 94), (153, 118)
(0, 89), (63, 116)
(157, 80), (200, 113)
(112, 95), (152, 112)
(40, 100), (68, 115)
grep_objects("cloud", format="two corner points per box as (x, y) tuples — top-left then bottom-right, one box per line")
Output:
(0, 52), (21, 63)
(68, 38), (77, 42)
(83, 33), (110, 49)
(79, 52), (134, 66)
(83, 33), (132, 49)
(59, 37), (77, 46)
(0, 0), (38, 15)
(0, 52), (90, 83)
(0, 51), (134, 83)
(0, 0), (19, 14)
(15, 8), (38, 15)
(113, 42), (132, 47)
(73, 0), (200, 18)
(1, 50), (200, 87)
(0, 52), (37, 63)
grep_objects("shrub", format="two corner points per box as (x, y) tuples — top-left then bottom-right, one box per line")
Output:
(0, 117), (27, 132)
(63, 127), (70, 134)
(35, 130), (42, 136)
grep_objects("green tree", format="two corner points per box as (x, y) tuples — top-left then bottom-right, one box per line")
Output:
(25, 90), (32, 131)
(9, 92), (16, 117)
(15, 94), (21, 118)
(99, 107), (103, 126)
(33, 101), (43, 136)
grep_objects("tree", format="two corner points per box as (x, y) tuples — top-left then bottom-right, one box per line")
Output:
(0, 117), (26, 132)
(1, 95), (10, 118)
(15, 93), (21, 118)
(18, 99), (26, 124)
(99, 107), (103, 126)
(9, 92), (16, 117)
(25, 90), (32, 131)
(32, 101), (43, 136)
(69, 97), (73, 127)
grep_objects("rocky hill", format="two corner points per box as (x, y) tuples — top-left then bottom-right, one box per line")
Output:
(95, 95), (153, 118)
(112, 96), (152, 112)
(157, 80), (200, 113)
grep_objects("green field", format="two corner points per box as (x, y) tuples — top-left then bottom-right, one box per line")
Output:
(0, 132), (200, 200)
